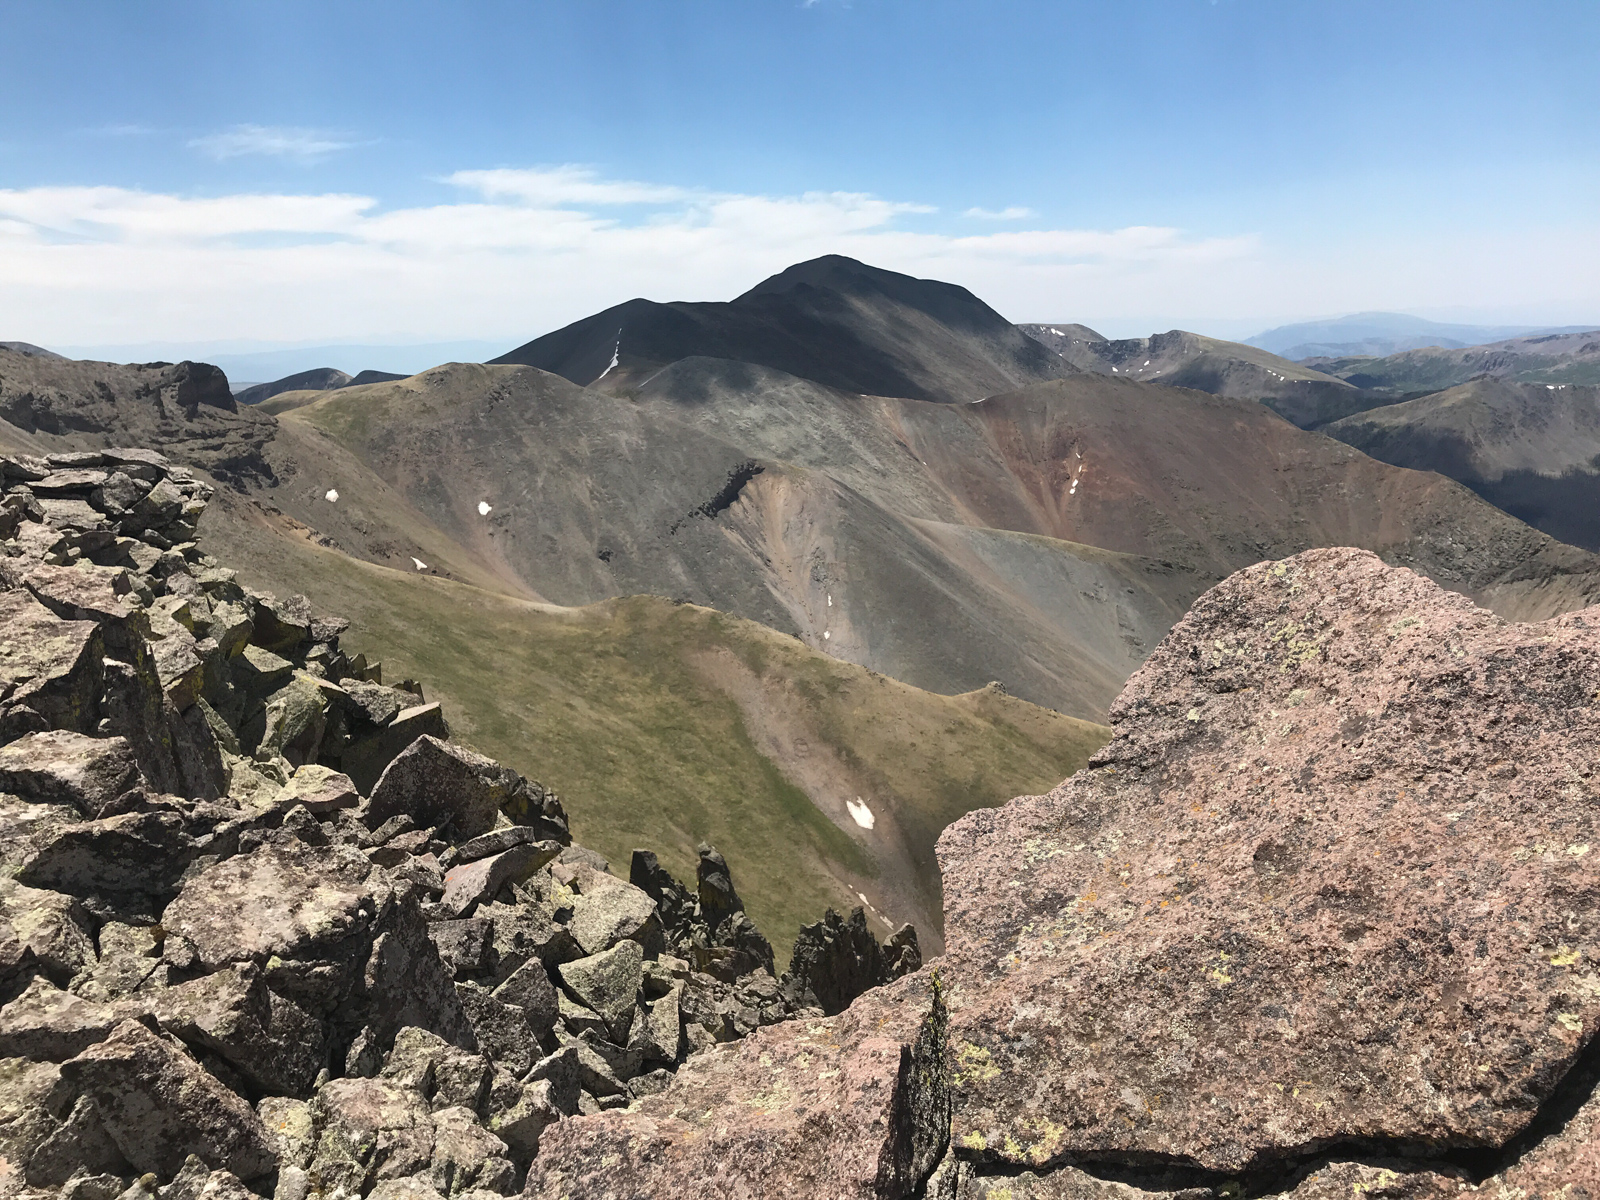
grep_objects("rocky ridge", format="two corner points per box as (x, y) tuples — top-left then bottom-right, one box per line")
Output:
(0, 448), (919, 1200)
(523, 547), (1600, 1198)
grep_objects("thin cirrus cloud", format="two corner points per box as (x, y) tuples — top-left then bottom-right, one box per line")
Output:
(189, 124), (365, 163)
(0, 164), (1275, 344)
(964, 206), (1037, 220)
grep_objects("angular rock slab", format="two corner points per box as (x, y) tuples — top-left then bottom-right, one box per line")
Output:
(524, 973), (949, 1199)
(0, 731), (141, 816)
(161, 840), (377, 970)
(935, 549), (1600, 1175)
(59, 1019), (274, 1181)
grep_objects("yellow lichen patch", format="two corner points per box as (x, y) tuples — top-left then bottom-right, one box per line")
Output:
(961, 1130), (987, 1151)
(953, 1041), (1001, 1086)
(1556, 1012), (1584, 1032)
(1551, 946), (1583, 967)
(1211, 968), (1233, 986)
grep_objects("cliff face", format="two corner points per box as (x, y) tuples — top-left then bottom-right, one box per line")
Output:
(527, 548), (1600, 1198)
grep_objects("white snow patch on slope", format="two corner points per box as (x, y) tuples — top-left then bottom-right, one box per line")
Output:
(324, 489), (339, 502)
(846, 798), (875, 829)
(411, 557), (428, 570)
(596, 337), (621, 381)
(478, 501), (492, 516)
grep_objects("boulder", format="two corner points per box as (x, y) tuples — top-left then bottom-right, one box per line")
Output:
(523, 973), (948, 1198)
(59, 1019), (275, 1181)
(368, 736), (523, 842)
(439, 842), (559, 919)
(14, 810), (196, 906)
(0, 877), (95, 988)
(453, 983), (536, 1076)
(159, 1157), (255, 1200)
(489, 957), (558, 1042)
(160, 839), (375, 972)
(0, 590), (103, 738)
(0, 731), (141, 816)
(426, 1105), (512, 1196)
(929, 549), (1600, 1175)
(556, 940), (642, 1044)
(149, 963), (327, 1098)
(428, 918), (495, 978)
(306, 1077), (436, 1196)
(0, 977), (124, 1060)
(567, 864), (663, 957)
(342, 704), (450, 795)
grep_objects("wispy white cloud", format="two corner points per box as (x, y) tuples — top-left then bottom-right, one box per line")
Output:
(964, 206), (1036, 220)
(0, 166), (1375, 346)
(189, 125), (363, 163)
(87, 124), (157, 139)
(445, 166), (690, 206)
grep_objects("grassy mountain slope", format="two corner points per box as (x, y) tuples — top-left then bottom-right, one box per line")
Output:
(198, 492), (1108, 958)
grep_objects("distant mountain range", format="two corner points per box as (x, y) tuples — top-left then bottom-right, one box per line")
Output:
(1245, 311), (1599, 360)
(1304, 327), (1600, 392)
(45, 340), (512, 383)
(10, 253), (1600, 959)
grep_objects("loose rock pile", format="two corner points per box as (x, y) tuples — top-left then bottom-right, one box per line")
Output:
(0, 449), (920, 1200)
(524, 548), (1600, 1198)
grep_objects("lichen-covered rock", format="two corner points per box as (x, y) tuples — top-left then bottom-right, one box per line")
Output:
(523, 972), (949, 1199)
(935, 548), (1600, 1177)
(0, 731), (141, 815)
(556, 940), (642, 1045)
(59, 1019), (275, 1182)
(566, 863), (662, 957)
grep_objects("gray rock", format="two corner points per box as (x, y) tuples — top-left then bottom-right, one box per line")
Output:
(15, 811), (196, 905)
(149, 963), (327, 1098)
(0, 977), (125, 1060)
(0, 877), (94, 988)
(380, 1026), (490, 1112)
(256, 1095), (314, 1170)
(342, 703), (450, 796)
(486, 1078), (561, 1162)
(452, 825), (553, 865)
(160, 840), (374, 971)
(368, 736), (522, 842)
(0, 732), (141, 816)
(278, 763), (359, 814)
(489, 957), (558, 1042)
(159, 1156), (254, 1200)
(556, 941), (642, 1044)
(427, 918), (494, 978)
(59, 1019), (275, 1181)
(567, 865), (663, 957)
(628, 984), (683, 1065)
(453, 983), (537, 1076)
(427, 1105), (510, 1196)
(524, 1045), (592, 1112)
(361, 897), (478, 1053)
(556, 992), (607, 1040)
(307, 1077), (436, 1196)
(0, 590), (103, 737)
(439, 842), (559, 919)
(25, 1093), (131, 1188)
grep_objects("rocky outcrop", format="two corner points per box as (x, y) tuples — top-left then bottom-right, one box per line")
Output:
(0, 450), (917, 1200)
(522, 547), (1600, 1197)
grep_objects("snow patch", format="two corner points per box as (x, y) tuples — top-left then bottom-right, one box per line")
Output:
(827, 594), (833, 607)
(478, 501), (492, 516)
(324, 489), (339, 503)
(822, 630), (830, 640)
(411, 557), (428, 570)
(596, 334), (622, 382)
(846, 798), (875, 829)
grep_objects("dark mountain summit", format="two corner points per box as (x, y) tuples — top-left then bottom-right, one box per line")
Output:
(492, 254), (1073, 403)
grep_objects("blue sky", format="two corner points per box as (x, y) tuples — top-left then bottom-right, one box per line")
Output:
(2, 0), (1598, 355)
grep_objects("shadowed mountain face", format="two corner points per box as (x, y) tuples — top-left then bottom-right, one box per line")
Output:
(236, 366), (409, 406)
(1021, 322), (1374, 427)
(1306, 327), (1600, 393)
(493, 254), (1075, 403)
(1326, 377), (1600, 551)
